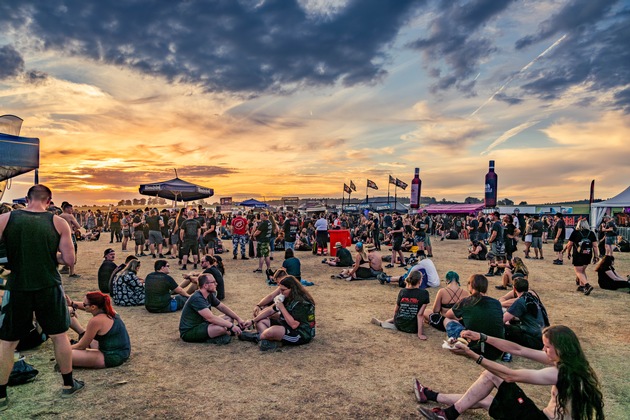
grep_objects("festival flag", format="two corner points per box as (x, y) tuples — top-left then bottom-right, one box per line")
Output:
(350, 180), (357, 191)
(589, 180), (595, 206)
(367, 179), (378, 190)
(395, 178), (408, 190)
(344, 183), (352, 194)
(389, 175), (396, 185)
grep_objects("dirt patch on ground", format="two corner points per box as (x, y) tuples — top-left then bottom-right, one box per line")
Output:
(8, 238), (630, 419)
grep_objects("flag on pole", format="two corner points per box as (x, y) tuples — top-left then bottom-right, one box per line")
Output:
(344, 183), (352, 194)
(389, 175), (396, 185)
(367, 179), (378, 190)
(350, 180), (357, 192)
(395, 178), (408, 190)
(589, 180), (595, 206)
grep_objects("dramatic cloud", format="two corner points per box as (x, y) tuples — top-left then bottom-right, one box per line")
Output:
(0, 0), (419, 95)
(0, 45), (24, 79)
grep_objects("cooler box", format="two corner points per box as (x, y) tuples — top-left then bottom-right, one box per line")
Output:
(329, 229), (351, 256)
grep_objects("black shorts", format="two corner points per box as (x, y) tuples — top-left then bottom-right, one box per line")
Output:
(181, 240), (199, 256)
(488, 382), (548, 420)
(392, 237), (403, 251)
(427, 313), (446, 331)
(0, 285), (70, 341)
(180, 322), (210, 343)
(553, 240), (564, 252)
(278, 320), (310, 346)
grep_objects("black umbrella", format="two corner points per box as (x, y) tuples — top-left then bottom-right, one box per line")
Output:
(139, 177), (214, 203)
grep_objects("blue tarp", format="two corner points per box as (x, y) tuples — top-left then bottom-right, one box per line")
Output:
(139, 177), (214, 202)
(0, 133), (40, 182)
(238, 198), (268, 208)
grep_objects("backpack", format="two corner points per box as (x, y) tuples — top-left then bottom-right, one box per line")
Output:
(9, 358), (39, 386)
(523, 291), (550, 328)
(576, 231), (593, 255)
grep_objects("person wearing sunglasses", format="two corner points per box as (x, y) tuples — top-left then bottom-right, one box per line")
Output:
(145, 260), (190, 313)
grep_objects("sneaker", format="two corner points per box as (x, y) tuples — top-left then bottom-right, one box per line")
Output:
(135, 254), (142, 257)
(253, 268), (262, 273)
(576, 285), (585, 292)
(377, 273), (386, 285)
(238, 331), (259, 343)
(270, 257), (274, 261)
(485, 271), (495, 277)
(61, 379), (85, 398)
(427, 254), (433, 258)
(398, 264), (407, 268)
(180, 265), (187, 270)
(152, 254), (156, 258)
(539, 257), (544, 260)
(412, 378), (428, 403)
(418, 406), (448, 420)
(206, 334), (232, 345)
(553, 260), (563, 265)
(495, 285), (507, 290)
(502, 352), (512, 362)
(241, 256), (249, 260)
(233, 255), (238, 260)
(259, 339), (279, 352)
(583, 284), (594, 296)
(0, 397), (8, 411)
(385, 263), (394, 268)
(159, 254), (165, 258)
(59, 267), (69, 274)
(140, 253), (147, 257)
(68, 274), (81, 279)
(370, 317), (381, 327)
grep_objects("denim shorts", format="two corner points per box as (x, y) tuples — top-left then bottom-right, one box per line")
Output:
(445, 321), (465, 339)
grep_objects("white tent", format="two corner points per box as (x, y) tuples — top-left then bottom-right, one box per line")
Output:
(591, 186), (630, 228)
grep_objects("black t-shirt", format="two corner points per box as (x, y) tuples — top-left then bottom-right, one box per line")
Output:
(569, 229), (597, 265)
(392, 219), (404, 240)
(532, 221), (543, 237)
(469, 219), (479, 232)
(491, 221), (503, 243)
(181, 219), (202, 241)
(145, 272), (179, 312)
(283, 218), (299, 242)
(179, 290), (221, 334)
(394, 288), (430, 333)
(146, 215), (161, 231)
(605, 221), (617, 237)
(98, 260), (117, 294)
(205, 217), (217, 238)
(132, 215), (144, 230)
(478, 217), (487, 233)
(336, 248), (353, 266)
(452, 295), (504, 360)
(555, 219), (566, 240)
(256, 220), (272, 243)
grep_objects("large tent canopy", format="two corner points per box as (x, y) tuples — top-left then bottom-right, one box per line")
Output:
(238, 198), (268, 208)
(0, 133), (40, 182)
(139, 177), (214, 203)
(422, 203), (484, 214)
(591, 186), (630, 227)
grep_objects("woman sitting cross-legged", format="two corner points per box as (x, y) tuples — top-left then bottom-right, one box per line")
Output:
(371, 271), (430, 340)
(111, 259), (145, 306)
(239, 276), (315, 352)
(495, 256), (529, 290)
(423, 271), (469, 332)
(70, 291), (131, 368)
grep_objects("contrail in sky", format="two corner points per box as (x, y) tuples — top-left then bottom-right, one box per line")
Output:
(470, 34), (567, 117)
(481, 119), (542, 155)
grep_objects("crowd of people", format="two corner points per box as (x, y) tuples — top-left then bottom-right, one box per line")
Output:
(0, 184), (626, 417)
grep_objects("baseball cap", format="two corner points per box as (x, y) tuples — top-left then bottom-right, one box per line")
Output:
(334, 242), (343, 248)
(103, 248), (115, 257)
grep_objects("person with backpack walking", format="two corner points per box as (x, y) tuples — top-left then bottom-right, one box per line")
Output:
(564, 219), (599, 295)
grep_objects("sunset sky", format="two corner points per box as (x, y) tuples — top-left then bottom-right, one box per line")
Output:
(1, 0), (629, 206)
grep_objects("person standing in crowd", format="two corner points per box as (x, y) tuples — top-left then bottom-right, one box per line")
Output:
(387, 212), (406, 268)
(564, 219), (599, 296)
(132, 210), (147, 257)
(282, 212), (299, 251)
(179, 210), (201, 271)
(203, 209), (218, 257)
(59, 202), (82, 278)
(98, 248), (117, 293)
(0, 185), (84, 410)
(109, 208), (122, 244)
(253, 212), (272, 274)
(230, 211), (249, 260)
(530, 214), (544, 259)
(602, 215), (617, 256)
(552, 213), (566, 265)
(314, 213), (328, 256)
(487, 211), (505, 259)
(145, 209), (165, 259)
(121, 212), (132, 252)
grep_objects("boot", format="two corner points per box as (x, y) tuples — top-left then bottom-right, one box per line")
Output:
(485, 266), (495, 277)
(496, 268), (504, 277)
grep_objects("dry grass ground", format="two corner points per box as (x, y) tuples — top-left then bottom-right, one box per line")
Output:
(6, 237), (630, 419)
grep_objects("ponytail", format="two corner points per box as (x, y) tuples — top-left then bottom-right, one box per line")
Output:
(86, 291), (117, 318)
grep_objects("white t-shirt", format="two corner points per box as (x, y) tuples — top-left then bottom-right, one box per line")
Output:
(314, 218), (328, 232)
(408, 259), (440, 288)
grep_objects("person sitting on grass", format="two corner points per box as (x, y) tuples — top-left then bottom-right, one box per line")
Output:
(414, 325), (604, 420)
(70, 292), (131, 369)
(423, 271), (469, 332)
(111, 259), (145, 307)
(442, 274), (504, 361)
(377, 251), (439, 289)
(467, 240), (487, 260)
(178, 274), (246, 345)
(595, 255), (630, 292)
(335, 242), (370, 280)
(282, 248), (302, 280)
(144, 260), (190, 313)
(494, 256), (528, 290)
(323, 242), (353, 267)
(371, 271), (429, 340)
(502, 278), (549, 350)
(239, 276), (315, 352)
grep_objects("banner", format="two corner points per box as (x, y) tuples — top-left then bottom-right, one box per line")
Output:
(367, 179), (378, 190)
(395, 178), (408, 190)
(350, 180), (357, 191)
(220, 197), (232, 206)
(343, 184), (352, 194)
(281, 196), (299, 207)
(389, 175), (396, 185)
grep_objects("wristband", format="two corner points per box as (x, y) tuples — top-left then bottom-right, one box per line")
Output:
(476, 355), (484, 365)
(479, 333), (487, 343)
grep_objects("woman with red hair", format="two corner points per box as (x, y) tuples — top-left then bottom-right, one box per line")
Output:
(70, 291), (131, 368)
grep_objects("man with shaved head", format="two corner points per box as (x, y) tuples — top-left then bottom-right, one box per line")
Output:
(179, 210), (202, 271)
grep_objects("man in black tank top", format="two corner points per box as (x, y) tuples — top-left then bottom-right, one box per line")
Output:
(0, 185), (84, 409)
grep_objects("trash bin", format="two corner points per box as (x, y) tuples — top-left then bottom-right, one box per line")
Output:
(329, 229), (352, 256)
